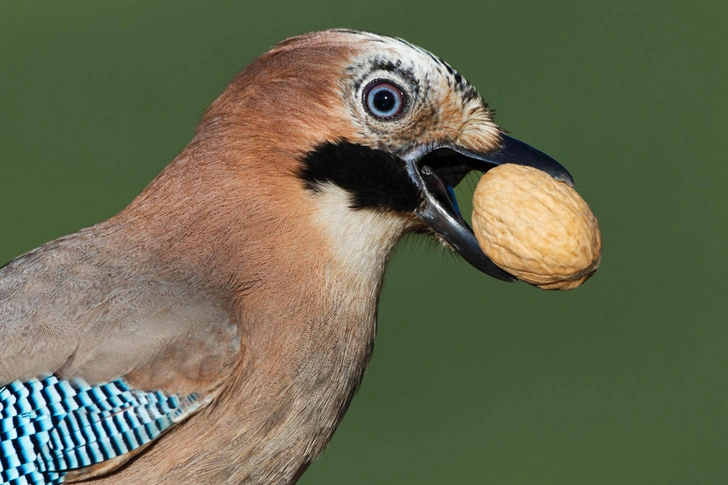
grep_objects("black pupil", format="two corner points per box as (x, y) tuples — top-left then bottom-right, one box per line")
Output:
(373, 88), (396, 113)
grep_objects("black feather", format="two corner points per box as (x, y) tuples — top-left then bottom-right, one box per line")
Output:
(298, 141), (421, 213)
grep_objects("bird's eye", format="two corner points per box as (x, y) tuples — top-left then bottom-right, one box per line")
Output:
(363, 81), (406, 120)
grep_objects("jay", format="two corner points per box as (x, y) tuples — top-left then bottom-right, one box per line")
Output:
(0, 30), (571, 484)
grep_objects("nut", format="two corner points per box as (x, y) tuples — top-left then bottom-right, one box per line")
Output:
(471, 164), (601, 290)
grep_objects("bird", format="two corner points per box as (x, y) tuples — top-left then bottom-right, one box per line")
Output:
(0, 29), (572, 484)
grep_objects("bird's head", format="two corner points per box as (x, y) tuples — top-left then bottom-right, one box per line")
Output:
(185, 29), (573, 283)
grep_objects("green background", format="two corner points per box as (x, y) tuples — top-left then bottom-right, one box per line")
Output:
(0, 1), (725, 484)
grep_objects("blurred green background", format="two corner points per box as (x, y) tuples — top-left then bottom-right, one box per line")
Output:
(0, 1), (725, 484)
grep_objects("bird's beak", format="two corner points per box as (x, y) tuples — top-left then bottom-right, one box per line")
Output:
(403, 135), (574, 282)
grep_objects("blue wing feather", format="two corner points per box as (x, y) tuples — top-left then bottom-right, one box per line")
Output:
(0, 376), (199, 484)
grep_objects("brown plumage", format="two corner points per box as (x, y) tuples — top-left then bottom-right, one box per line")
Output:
(0, 30), (572, 484)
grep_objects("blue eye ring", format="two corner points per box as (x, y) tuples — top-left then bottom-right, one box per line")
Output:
(363, 80), (406, 120)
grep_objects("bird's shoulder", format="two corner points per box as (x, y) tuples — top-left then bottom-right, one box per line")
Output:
(0, 226), (243, 483)
(0, 225), (242, 391)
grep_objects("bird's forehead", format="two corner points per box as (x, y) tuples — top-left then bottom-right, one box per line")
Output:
(345, 33), (477, 98)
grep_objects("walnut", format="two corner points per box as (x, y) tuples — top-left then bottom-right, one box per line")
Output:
(472, 164), (601, 290)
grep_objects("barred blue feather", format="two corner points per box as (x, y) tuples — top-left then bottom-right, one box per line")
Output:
(0, 376), (199, 484)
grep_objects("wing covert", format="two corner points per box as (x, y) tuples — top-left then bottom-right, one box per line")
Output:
(0, 376), (202, 485)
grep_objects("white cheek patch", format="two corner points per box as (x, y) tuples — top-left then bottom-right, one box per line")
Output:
(310, 183), (408, 283)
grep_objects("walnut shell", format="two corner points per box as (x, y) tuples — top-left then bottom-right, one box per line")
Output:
(471, 164), (601, 290)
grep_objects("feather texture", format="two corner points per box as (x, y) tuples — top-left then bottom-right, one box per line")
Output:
(0, 376), (200, 484)
(0, 29), (504, 483)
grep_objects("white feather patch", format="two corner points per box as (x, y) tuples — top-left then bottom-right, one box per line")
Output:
(310, 183), (408, 285)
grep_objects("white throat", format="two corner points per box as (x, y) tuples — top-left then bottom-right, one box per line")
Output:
(310, 183), (408, 286)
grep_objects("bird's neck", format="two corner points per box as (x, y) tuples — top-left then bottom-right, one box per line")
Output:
(111, 161), (409, 483)
(203, 183), (409, 483)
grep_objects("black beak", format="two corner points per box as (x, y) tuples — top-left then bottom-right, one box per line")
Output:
(404, 135), (573, 282)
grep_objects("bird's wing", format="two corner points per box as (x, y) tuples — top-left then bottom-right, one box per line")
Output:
(0, 376), (206, 484)
(0, 229), (242, 484)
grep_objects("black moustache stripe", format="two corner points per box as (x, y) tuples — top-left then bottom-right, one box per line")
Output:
(298, 141), (421, 213)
